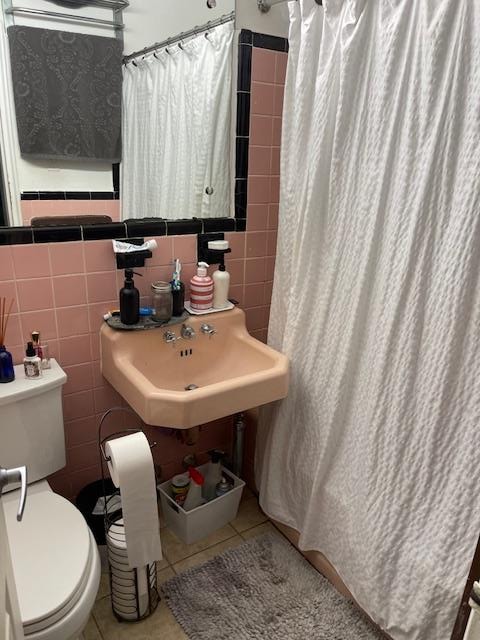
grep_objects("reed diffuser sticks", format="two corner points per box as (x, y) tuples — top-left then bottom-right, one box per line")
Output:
(0, 296), (14, 346)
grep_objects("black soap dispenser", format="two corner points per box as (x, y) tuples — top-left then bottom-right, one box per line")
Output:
(120, 269), (140, 325)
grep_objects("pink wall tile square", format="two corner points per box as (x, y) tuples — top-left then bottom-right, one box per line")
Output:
(20, 201), (32, 225)
(147, 236), (174, 266)
(88, 300), (117, 333)
(267, 230), (278, 256)
(244, 283), (265, 308)
(16, 278), (53, 312)
(56, 305), (89, 338)
(30, 200), (71, 217)
(93, 384), (124, 414)
(69, 464), (102, 498)
(0, 281), (18, 312)
(273, 85), (285, 117)
(275, 52), (288, 84)
(9, 344), (25, 365)
(227, 259), (245, 286)
(0, 247), (14, 281)
(264, 281), (274, 305)
(3, 314), (22, 346)
(53, 274), (87, 307)
(249, 328), (268, 344)
(84, 240), (116, 273)
(250, 115), (273, 146)
(252, 48), (277, 82)
(268, 204), (279, 230)
(246, 232), (268, 258)
(225, 232), (245, 259)
(63, 363), (94, 395)
(66, 441), (98, 473)
(20, 308), (57, 341)
(251, 82), (275, 116)
(12, 245), (51, 279)
(248, 146), (271, 175)
(50, 242), (85, 275)
(247, 205), (269, 232)
(271, 147), (280, 175)
(248, 176), (271, 204)
(90, 332), (100, 360)
(89, 200), (120, 221)
(229, 284), (244, 306)
(272, 117), (282, 146)
(59, 334), (92, 367)
(86, 271), (116, 304)
(265, 256), (276, 281)
(63, 390), (95, 422)
(173, 235), (197, 263)
(270, 176), (280, 204)
(65, 416), (97, 448)
(245, 306), (269, 332)
(92, 360), (107, 388)
(245, 257), (266, 284)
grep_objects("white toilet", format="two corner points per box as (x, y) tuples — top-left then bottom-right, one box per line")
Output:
(0, 360), (101, 640)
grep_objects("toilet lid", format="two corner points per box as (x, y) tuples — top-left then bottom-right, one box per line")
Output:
(3, 488), (92, 630)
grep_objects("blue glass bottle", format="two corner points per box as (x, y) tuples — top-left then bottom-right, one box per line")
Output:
(0, 345), (15, 383)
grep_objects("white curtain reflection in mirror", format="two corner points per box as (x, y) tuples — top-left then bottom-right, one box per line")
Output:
(121, 21), (234, 220)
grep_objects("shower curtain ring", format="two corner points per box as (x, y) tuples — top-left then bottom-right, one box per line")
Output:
(205, 31), (210, 39)
(178, 41), (184, 50)
(132, 59), (138, 67)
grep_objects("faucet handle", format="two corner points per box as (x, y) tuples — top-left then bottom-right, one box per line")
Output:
(0, 465), (28, 521)
(181, 324), (196, 340)
(163, 330), (177, 344)
(200, 323), (216, 338)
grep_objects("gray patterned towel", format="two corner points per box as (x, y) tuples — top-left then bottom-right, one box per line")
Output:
(8, 25), (122, 162)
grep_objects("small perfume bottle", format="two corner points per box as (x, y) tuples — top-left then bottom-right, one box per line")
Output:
(31, 330), (50, 369)
(24, 341), (42, 379)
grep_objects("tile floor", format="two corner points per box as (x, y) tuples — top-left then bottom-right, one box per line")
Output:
(85, 490), (282, 639)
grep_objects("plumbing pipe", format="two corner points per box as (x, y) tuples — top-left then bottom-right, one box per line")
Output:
(232, 413), (245, 477)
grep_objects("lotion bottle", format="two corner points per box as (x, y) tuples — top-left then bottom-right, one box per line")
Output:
(212, 263), (230, 309)
(119, 269), (140, 325)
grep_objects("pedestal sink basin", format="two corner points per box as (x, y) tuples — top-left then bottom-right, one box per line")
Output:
(100, 307), (289, 428)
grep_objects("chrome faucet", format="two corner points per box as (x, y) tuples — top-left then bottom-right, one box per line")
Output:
(181, 324), (196, 340)
(200, 323), (216, 338)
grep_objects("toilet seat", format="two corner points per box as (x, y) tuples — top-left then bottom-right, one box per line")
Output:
(2, 481), (99, 638)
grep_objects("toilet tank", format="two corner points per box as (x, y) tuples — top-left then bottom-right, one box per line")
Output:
(0, 360), (67, 490)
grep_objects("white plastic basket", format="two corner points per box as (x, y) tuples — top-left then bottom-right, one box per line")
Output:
(158, 464), (245, 545)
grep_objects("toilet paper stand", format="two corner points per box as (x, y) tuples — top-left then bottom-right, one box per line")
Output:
(98, 407), (160, 623)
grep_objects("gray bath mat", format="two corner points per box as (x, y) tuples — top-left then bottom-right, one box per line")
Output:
(162, 533), (384, 639)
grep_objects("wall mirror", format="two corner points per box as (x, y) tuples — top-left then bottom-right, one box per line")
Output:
(0, 0), (236, 229)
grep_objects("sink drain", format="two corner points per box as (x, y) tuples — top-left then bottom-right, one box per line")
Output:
(185, 384), (199, 391)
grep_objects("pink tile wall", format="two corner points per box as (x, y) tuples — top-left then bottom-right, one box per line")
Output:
(0, 43), (285, 499)
(21, 200), (120, 225)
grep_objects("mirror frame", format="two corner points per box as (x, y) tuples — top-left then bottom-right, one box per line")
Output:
(0, 30), (288, 245)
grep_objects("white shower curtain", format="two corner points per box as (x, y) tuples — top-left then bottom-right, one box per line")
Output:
(121, 21), (233, 220)
(257, 1), (480, 639)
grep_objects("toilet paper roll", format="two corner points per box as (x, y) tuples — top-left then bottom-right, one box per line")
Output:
(106, 433), (162, 570)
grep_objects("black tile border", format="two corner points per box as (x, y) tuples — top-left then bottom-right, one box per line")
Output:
(3, 31), (287, 245)
(20, 191), (120, 201)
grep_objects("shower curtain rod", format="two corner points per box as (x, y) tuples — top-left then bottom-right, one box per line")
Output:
(258, 0), (322, 12)
(123, 10), (235, 63)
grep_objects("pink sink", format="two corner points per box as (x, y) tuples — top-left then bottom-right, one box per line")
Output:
(100, 307), (289, 428)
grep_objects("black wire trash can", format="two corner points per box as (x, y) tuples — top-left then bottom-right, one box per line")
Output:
(98, 407), (160, 623)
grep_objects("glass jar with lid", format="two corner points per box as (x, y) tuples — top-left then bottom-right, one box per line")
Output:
(151, 281), (173, 323)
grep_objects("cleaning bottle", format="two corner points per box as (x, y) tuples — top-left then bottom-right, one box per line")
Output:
(119, 269), (140, 325)
(190, 262), (214, 310)
(183, 467), (205, 511)
(202, 450), (224, 501)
